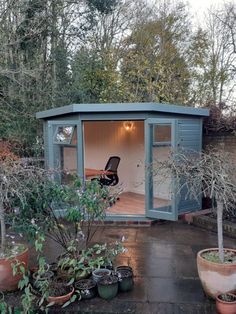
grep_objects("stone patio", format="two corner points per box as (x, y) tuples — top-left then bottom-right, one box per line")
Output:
(5, 221), (236, 313)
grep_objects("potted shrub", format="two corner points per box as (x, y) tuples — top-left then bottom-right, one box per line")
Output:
(10, 175), (124, 309)
(155, 150), (236, 298)
(18, 178), (116, 254)
(97, 275), (119, 300)
(0, 144), (47, 291)
(216, 292), (236, 314)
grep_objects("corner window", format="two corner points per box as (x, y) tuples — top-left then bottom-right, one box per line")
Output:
(54, 126), (76, 145)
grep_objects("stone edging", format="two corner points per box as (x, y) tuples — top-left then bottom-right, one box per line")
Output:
(192, 215), (236, 239)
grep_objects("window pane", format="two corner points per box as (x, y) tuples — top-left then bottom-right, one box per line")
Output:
(154, 124), (171, 143)
(54, 126), (74, 144)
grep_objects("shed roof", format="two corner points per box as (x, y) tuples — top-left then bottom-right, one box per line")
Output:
(36, 103), (209, 119)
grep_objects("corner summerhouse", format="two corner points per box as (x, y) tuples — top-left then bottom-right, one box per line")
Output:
(36, 103), (209, 221)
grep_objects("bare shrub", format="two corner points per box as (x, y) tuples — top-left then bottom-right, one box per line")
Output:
(154, 149), (236, 262)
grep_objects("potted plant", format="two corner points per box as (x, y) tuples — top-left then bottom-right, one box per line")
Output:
(32, 270), (54, 290)
(92, 268), (111, 283)
(74, 279), (97, 300)
(97, 275), (119, 300)
(116, 265), (133, 274)
(116, 268), (134, 292)
(57, 244), (91, 282)
(44, 178), (115, 253)
(47, 277), (75, 306)
(216, 292), (236, 314)
(89, 241), (126, 282)
(0, 143), (48, 291)
(155, 150), (236, 298)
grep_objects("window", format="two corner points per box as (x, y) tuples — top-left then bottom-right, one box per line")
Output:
(53, 126), (77, 145)
(153, 124), (171, 146)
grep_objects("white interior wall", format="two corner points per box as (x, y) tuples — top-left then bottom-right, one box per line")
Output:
(62, 120), (170, 199)
(84, 121), (145, 193)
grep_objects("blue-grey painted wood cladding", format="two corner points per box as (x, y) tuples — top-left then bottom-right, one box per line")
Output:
(177, 119), (202, 213)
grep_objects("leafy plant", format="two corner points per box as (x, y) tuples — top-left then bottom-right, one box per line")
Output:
(57, 240), (126, 285)
(14, 176), (118, 253)
(0, 152), (53, 255)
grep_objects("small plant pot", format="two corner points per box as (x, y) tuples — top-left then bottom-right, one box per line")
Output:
(32, 270), (54, 289)
(48, 286), (74, 306)
(92, 268), (111, 283)
(97, 275), (118, 300)
(116, 265), (133, 275)
(116, 269), (134, 292)
(101, 263), (114, 271)
(216, 292), (236, 314)
(74, 279), (97, 300)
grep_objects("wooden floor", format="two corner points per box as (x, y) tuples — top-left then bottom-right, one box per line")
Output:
(106, 192), (170, 215)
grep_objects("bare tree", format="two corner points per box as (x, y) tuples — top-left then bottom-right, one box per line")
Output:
(154, 150), (236, 262)
(189, 3), (236, 107)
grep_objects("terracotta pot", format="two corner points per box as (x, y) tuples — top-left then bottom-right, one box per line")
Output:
(48, 287), (74, 306)
(197, 248), (236, 299)
(216, 293), (236, 314)
(0, 246), (29, 292)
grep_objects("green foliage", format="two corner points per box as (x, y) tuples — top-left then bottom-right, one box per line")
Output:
(13, 174), (117, 252)
(1, 0), (235, 153)
(57, 241), (126, 281)
(1, 168), (122, 312)
(0, 298), (12, 314)
(70, 48), (123, 103)
(120, 5), (191, 104)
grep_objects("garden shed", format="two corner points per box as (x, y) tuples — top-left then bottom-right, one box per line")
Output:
(36, 103), (209, 221)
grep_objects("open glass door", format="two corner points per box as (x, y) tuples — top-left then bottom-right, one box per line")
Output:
(145, 118), (178, 221)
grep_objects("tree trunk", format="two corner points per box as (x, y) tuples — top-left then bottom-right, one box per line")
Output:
(50, 0), (57, 104)
(0, 200), (6, 253)
(216, 199), (224, 262)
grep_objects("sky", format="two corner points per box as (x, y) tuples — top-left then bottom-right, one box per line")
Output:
(187, 0), (229, 25)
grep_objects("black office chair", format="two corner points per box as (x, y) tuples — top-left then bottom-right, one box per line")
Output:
(99, 156), (120, 186)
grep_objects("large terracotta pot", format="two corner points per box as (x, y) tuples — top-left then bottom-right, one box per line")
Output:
(197, 248), (236, 299)
(0, 246), (29, 292)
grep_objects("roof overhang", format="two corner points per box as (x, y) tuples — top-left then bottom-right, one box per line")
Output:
(36, 103), (209, 119)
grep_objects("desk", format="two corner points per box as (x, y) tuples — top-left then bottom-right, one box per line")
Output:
(85, 168), (114, 178)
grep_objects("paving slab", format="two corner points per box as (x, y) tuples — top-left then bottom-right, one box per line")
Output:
(4, 220), (236, 313)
